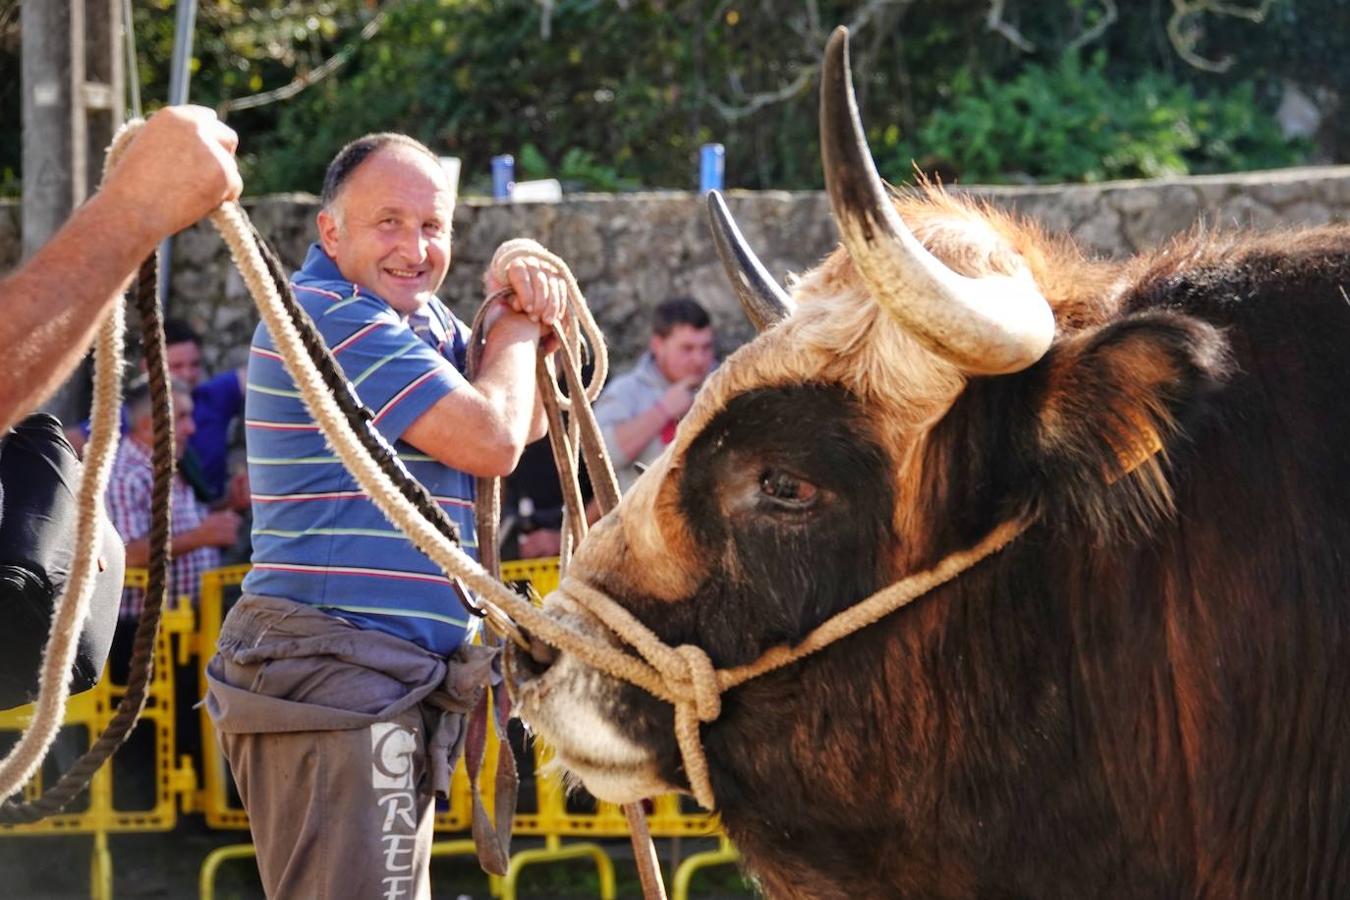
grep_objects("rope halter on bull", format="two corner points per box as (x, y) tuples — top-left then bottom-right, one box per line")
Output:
(547, 519), (1032, 810)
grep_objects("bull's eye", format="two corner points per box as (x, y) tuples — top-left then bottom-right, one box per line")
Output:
(759, 468), (818, 508)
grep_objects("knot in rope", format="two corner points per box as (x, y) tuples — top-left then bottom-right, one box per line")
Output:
(666, 644), (721, 810)
(670, 644), (720, 723)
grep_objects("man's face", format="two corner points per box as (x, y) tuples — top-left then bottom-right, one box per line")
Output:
(650, 324), (715, 384)
(129, 391), (195, 460)
(162, 341), (204, 389)
(316, 146), (454, 317)
(172, 391), (196, 459)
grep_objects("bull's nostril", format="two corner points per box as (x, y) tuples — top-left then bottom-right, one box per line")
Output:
(519, 627), (558, 672)
(529, 640), (558, 668)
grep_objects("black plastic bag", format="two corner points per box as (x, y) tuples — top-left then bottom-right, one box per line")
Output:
(0, 414), (124, 711)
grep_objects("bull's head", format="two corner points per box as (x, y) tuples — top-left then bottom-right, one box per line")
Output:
(507, 25), (1228, 829)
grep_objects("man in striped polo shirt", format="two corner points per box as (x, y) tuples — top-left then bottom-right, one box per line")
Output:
(205, 133), (568, 899)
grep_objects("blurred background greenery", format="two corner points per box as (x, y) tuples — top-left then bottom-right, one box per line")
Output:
(0, 0), (1344, 195)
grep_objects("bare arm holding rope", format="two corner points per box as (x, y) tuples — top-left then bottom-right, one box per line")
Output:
(402, 264), (562, 476)
(0, 106), (240, 431)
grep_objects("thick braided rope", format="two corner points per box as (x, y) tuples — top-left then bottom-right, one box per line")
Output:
(474, 249), (663, 900)
(0, 126), (137, 801)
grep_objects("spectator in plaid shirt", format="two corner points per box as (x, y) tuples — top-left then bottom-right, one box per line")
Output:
(105, 376), (241, 680)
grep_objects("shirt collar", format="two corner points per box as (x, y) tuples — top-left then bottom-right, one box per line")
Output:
(298, 243), (345, 283)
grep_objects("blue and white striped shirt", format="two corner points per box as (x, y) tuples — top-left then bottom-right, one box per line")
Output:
(241, 244), (478, 656)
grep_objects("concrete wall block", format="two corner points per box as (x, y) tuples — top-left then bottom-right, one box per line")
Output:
(1118, 184), (1203, 251)
(1216, 194), (1282, 232)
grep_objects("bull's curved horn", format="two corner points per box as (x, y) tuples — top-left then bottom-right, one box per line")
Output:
(706, 190), (796, 332)
(819, 27), (1054, 375)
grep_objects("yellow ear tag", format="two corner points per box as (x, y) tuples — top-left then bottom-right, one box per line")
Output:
(1105, 421), (1164, 485)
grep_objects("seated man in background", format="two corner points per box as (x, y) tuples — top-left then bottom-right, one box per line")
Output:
(104, 376), (242, 680)
(594, 296), (716, 493)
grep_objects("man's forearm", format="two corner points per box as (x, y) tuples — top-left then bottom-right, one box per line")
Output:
(474, 314), (544, 460)
(610, 402), (670, 463)
(0, 194), (161, 431)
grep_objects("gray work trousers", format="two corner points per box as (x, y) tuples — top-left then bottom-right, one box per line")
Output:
(221, 702), (436, 900)
(206, 594), (494, 900)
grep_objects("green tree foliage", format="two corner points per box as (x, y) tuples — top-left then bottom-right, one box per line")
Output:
(246, 0), (719, 195)
(237, 0), (1323, 191)
(883, 53), (1307, 184)
(129, 0), (372, 110)
(0, 0), (1337, 196)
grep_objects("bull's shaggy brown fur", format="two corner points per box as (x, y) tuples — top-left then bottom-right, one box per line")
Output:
(512, 189), (1350, 898)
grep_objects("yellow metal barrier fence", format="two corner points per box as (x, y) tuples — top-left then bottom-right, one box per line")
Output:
(0, 568), (198, 898)
(0, 559), (740, 899)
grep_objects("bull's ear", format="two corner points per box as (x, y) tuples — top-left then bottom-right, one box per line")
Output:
(1028, 311), (1232, 537)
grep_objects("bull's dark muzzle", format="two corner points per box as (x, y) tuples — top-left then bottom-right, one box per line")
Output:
(505, 629), (558, 692)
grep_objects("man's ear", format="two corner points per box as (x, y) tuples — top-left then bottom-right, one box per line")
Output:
(316, 208), (340, 256)
(1028, 310), (1233, 538)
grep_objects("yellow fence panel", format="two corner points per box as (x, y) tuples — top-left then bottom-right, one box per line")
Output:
(0, 567), (196, 836)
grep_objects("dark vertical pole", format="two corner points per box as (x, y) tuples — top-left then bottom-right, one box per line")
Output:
(122, 0), (142, 119)
(20, 0), (124, 426)
(157, 0), (198, 312)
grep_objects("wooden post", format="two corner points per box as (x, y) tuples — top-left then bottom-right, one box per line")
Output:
(21, 0), (124, 426)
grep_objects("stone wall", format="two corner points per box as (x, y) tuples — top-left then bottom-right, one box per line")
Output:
(3, 164), (1349, 374)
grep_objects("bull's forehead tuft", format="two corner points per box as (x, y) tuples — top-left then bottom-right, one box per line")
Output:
(676, 278), (967, 451)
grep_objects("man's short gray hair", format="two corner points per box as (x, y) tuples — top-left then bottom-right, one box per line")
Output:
(125, 375), (192, 425)
(320, 133), (442, 214)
